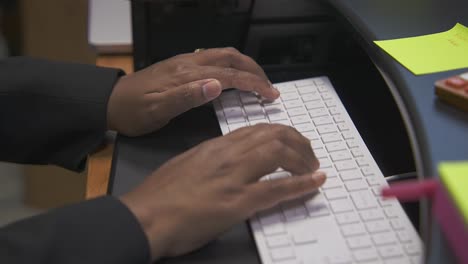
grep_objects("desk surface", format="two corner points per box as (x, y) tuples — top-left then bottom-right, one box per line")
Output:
(100, 1), (468, 263)
(328, 0), (468, 177)
(328, 1), (468, 263)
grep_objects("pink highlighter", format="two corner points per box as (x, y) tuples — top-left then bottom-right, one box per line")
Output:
(382, 162), (468, 264)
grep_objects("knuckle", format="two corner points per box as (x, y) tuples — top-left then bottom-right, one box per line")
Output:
(223, 67), (239, 78)
(224, 46), (240, 53)
(270, 139), (286, 153)
(178, 83), (197, 108)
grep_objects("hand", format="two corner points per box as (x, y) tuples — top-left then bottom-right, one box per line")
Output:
(107, 47), (279, 136)
(120, 124), (326, 260)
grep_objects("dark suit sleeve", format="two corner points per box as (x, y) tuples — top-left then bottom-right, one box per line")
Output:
(0, 57), (121, 171)
(0, 196), (151, 264)
(0, 57), (151, 263)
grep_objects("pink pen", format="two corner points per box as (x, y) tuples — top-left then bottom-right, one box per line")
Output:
(382, 179), (468, 264)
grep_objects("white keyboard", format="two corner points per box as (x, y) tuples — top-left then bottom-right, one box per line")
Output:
(213, 77), (423, 264)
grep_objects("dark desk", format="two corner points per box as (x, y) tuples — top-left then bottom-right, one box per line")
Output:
(109, 0), (468, 263)
(328, 0), (468, 262)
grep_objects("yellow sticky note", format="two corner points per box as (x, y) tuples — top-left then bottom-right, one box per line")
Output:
(374, 23), (468, 75)
(438, 161), (468, 224)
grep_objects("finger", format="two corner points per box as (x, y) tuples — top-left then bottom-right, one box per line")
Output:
(235, 138), (317, 183)
(193, 66), (279, 100)
(228, 124), (316, 167)
(245, 171), (327, 212)
(147, 79), (222, 121)
(191, 47), (269, 80)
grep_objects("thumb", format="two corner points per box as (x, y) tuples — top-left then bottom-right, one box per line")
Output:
(160, 79), (222, 118)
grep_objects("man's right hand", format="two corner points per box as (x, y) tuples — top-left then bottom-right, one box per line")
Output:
(120, 124), (326, 261)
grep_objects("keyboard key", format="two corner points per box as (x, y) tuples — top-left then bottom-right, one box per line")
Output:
(322, 177), (342, 189)
(287, 107), (307, 117)
(384, 207), (400, 218)
(328, 106), (340, 115)
(296, 79), (316, 87)
(275, 83), (296, 92)
(356, 157), (369, 166)
(292, 231), (317, 245)
(345, 179), (368, 191)
(269, 171), (291, 180)
(268, 112), (289, 121)
(359, 209), (385, 221)
(302, 93), (321, 102)
(377, 245), (404, 258)
(324, 187), (348, 200)
(326, 255), (353, 264)
(335, 212), (360, 224)
(311, 139), (324, 149)
(281, 92), (300, 101)
(347, 235), (372, 249)
(341, 131), (354, 139)
(335, 160), (357, 171)
(305, 198), (330, 218)
(330, 150), (352, 161)
(308, 108), (328, 117)
(320, 168), (338, 178)
(322, 132), (342, 143)
(366, 220), (391, 233)
(305, 100), (325, 109)
(317, 84), (329, 93)
(294, 123), (315, 133)
(341, 223), (367, 236)
(270, 247), (295, 261)
(403, 243), (421, 256)
(314, 78), (325, 85)
(346, 139), (359, 148)
(338, 123), (350, 131)
(271, 119), (291, 126)
(353, 248), (379, 261)
(318, 124), (338, 134)
(390, 219), (405, 230)
(282, 204), (308, 222)
(249, 119), (269, 126)
(397, 230), (413, 243)
(313, 148), (327, 158)
(302, 130), (319, 140)
(372, 232), (397, 246)
(228, 123), (247, 131)
(266, 235), (291, 248)
(340, 169), (361, 181)
(326, 142), (347, 152)
(366, 176), (382, 186)
(333, 115), (345, 123)
(284, 99), (303, 109)
(350, 190), (378, 210)
(261, 223), (286, 236)
(312, 116), (333, 126)
(321, 92), (334, 100)
(351, 149), (364, 157)
(330, 198), (354, 213)
(319, 157), (332, 168)
(324, 100), (336, 107)
(291, 115), (310, 125)
(361, 166), (375, 176)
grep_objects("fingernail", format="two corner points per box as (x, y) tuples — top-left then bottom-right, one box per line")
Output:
(202, 79), (222, 100)
(311, 172), (326, 185)
(268, 81), (280, 98)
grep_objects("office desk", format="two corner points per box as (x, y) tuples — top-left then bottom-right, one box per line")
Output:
(327, 0), (468, 263)
(86, 55), (133, 199)
(105, 0), (467, 263)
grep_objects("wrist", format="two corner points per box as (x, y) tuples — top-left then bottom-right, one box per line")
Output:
(119, 193), (173, 260)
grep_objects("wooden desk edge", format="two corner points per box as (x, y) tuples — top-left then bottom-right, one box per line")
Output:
(86, 55), (133, 199)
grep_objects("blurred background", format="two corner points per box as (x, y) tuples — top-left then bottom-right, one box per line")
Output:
(0, 0), (98, 226)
